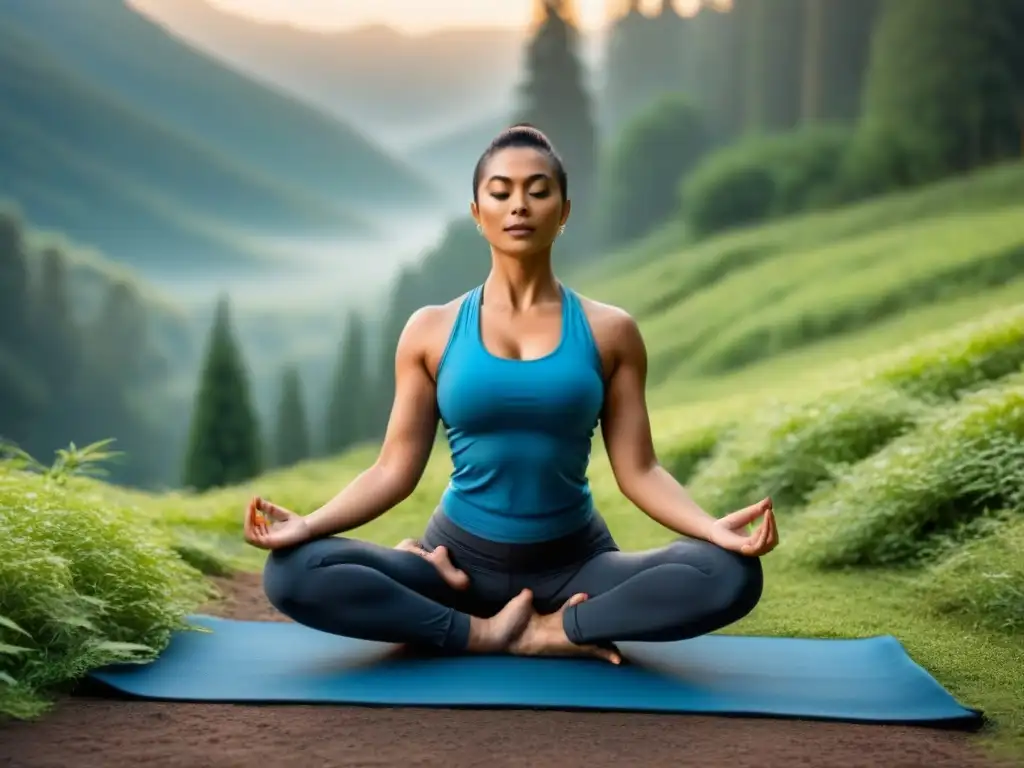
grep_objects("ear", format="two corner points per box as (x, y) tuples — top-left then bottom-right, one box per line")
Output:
(470, 200), (480, 226)
(560, 198), (572, 227)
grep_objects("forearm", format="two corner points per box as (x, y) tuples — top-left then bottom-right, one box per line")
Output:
(302, 462), (413, 538)
(619, 464), (717, 541)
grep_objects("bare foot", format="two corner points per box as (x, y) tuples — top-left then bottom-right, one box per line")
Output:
(509, 594), (621, 664)
(465, 589), (535, 653)
(395, 539), (470, 590)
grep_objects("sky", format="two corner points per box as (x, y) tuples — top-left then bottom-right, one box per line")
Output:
(204, 0), (646, 34)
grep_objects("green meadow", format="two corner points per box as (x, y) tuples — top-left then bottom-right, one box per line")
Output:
(2, 163), (1023, 762)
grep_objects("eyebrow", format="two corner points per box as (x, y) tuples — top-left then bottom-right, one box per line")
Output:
(487, 173), (551, 184)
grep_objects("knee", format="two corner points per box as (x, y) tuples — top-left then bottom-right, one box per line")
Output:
(693, 541), (764, 620)
(261, 542), (321, 615)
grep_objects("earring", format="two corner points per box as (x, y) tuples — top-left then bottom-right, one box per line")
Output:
(477, 224), (483, 235)
(558, 225), (566, 236)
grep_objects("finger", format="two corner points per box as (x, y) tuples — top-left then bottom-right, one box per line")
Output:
(257, 497), (291, 520)
(244, 497), (256, 537)
(766, 508), (779, 548)
(753, 509), (780, 555)
(720, 497), (770, 529)
(740, 518), (769, 555)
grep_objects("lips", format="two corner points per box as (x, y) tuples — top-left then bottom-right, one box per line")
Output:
(504, 225), (535, 234)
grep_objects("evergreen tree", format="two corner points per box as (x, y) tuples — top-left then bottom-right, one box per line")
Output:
(601, 1), (692, 140)
(182, 295), (262, 491)
(272, 364), (310, 468)
(814, 0), (882, 123)
(854, 0), (1023, 186)
(0, 208), (43, 447)
(516, 0), (600, 260)
(688, 2), (747, 144)
(325, 311), (369, 454)
(25, 246), (82, 459)
(736, 0), (805, 134)
(0, 208), (31, 359)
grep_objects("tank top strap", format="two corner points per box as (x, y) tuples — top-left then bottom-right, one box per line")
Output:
(560, 285), (603, 375)
(437, 285), (484, 377)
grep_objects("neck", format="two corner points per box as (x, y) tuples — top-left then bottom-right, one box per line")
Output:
(483, 248), (559, 310)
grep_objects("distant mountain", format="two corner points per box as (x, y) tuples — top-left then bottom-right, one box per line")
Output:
(0, 22), (366, 275)
(130, 0), (529, 148)
(402, 114), (515, 200)
(0, 0), (437, 215)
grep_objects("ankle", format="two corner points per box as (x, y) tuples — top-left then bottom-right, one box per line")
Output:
(465, 616), (491, 653)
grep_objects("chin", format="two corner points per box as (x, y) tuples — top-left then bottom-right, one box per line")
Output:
(499, 236), (554, 256)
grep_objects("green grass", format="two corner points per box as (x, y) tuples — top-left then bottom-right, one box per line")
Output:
(2, 168), (1024, 762)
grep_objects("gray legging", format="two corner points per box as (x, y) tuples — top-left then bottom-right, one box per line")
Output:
(263, 508), (763, 652)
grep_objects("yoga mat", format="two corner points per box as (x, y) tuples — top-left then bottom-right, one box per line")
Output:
(88, 615), (982, 726)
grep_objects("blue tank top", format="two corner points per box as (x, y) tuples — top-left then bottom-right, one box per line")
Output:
(435, 283), (605, 544)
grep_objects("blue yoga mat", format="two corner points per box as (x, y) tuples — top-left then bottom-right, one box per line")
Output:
(88, 615), (982, 726)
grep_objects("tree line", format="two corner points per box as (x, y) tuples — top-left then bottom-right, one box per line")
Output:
(177, 0), (1024, 492)
(179, 297), (374, 491)
(7, 0), (1021, 492)
(0, 205), (180, 487)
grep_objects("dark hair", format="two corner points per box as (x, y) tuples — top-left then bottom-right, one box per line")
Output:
(472, 123), (568, 202)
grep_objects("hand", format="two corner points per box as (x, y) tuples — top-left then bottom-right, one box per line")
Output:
(709, 497), (779, 557)
(243, 496), (311, 550)
(395, 539), (470, 590)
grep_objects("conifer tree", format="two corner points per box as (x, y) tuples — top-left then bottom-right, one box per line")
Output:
(0, 208), (37, 446)
(325, 311), (369, 454)
(25, 246), (82, 458)
(855, 0), (1023, 185)
(516, 0), (599, 260)
(182, 295), (262, 491)
(272, 364), (310, 468)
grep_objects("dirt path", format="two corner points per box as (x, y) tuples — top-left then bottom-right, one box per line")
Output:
(0, 572), (1010, 768)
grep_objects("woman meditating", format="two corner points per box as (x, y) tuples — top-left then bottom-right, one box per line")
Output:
(243, 124), (778, 665)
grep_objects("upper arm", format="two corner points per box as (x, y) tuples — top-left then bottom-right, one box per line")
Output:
(599, 311), (658, 491)
(374, 307), (442, 495)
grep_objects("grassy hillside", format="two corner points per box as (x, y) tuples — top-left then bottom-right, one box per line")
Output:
(578, 162), (1024, 403)
(2, 171), (1023, 760)
(0, 22), (372, 274)
(0, 0), (436, 213)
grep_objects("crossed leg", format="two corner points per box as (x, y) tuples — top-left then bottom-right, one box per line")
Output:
(507, 537), (764, 659)
(261, 536), (532, 653)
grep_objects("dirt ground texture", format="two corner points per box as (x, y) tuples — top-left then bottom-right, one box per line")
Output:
(0, 572), (1015, 768)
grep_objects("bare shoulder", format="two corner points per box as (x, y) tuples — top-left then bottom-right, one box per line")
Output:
(575, 293), (644, 351)
(401, 291), (473, 376)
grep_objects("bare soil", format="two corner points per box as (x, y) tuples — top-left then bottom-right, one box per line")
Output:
(0, 572), (1012, 768)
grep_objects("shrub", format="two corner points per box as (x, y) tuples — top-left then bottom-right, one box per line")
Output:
(920, 512), (1024, 633)
(862, 303), (1024, 401)
(687, 214), (1024, 375)
(686, 383), (925, 515)
(796, 374), (1024, 569)
(596, 94), (711, 248)
(681, 124), (852, 237)
(0, 447), (213, 719)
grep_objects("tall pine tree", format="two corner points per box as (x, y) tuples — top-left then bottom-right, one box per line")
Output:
(182, 295), (262, 491)
(0, 207), (41, 448)
(516, 0), (599, 261)
(272, 364), (310, 468)
(854, 0), (1024, 187)
(24, 246), (82, 461)
(325, 311), (369, 454)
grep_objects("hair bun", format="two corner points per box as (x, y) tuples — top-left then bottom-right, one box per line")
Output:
(503, 123), (552, 147)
